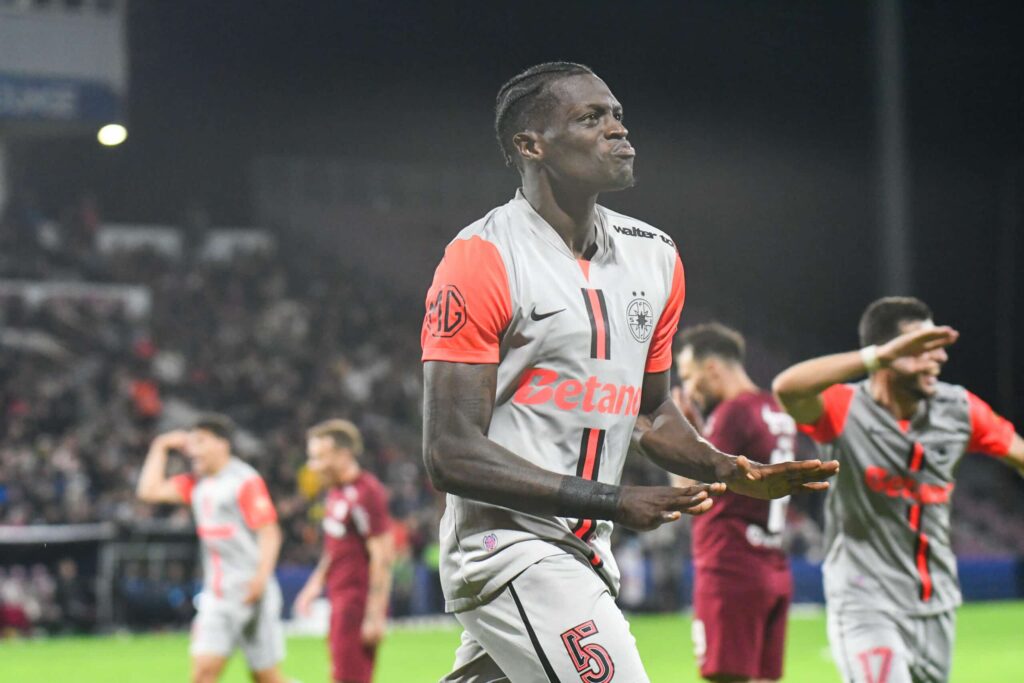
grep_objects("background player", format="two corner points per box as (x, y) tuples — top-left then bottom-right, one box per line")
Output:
(773, 297), (1024, 683)
(422, 61), (838, 682)
(294, 419), (394, 683)
(675, 323), (795, 683)
(136, 414), (287, 683)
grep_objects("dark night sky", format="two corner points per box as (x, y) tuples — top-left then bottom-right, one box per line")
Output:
(13, 0), (1024, 419)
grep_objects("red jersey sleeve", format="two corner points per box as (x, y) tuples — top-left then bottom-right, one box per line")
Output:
(797, 383), (856, 443)
(421, 236), (513, 364)
(363, 479), (392, 538)
(169, 473), (196, 504)
(966, 391), (1015, 457)
(237, 476), (278, 529)
(646, 252), (686, 373)
(703, 400), (750, 454)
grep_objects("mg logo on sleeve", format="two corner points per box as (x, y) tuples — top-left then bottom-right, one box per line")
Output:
(427, 284), (467, 337)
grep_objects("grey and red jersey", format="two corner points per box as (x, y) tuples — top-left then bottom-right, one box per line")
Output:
(421, 190), (685, 612)
(800, 381), (1015, 615)
(171, 458), (279, 604)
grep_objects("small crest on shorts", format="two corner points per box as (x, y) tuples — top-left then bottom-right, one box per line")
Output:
(483, 533), (498, 552)
(626, 292), (654, 343)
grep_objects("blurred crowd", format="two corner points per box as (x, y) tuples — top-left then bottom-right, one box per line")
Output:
(2, 192), (1022, 634)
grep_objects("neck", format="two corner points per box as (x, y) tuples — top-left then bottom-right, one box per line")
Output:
(522, 172), (599, 258)
(207, 454), (231, 476)
(718, 367), (758, 402)
(335, 460), (361, 486)
(869, 371), (920, 420)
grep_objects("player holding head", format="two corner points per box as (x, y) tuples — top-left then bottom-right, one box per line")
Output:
(773, 297), (1024, 683)
(293, 419), (394, 683)
(676, 323), (796, 683)
(136, 414), (287, 683)
(422, 61), (838, 682)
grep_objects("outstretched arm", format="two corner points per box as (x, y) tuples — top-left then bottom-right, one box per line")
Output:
(423, 361), (718, 531)
(772, 325), (959, 425)
(136, 431), (191, 504)
(360, 532), (394, 646)
(634, 371), (838, 499)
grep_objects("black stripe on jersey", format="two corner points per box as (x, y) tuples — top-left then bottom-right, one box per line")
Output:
(582, 288), (599, 359)
(572, 429), (606, 542)
(508, 583), (560, 683)
(596, 290), (611, 360)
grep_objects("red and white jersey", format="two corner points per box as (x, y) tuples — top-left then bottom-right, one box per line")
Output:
(171, 458), (278, 605)
(801, 381), (1015, 615)
(421, 190), (685, 612)
(691, 391), (795, 580)
(322, 471), (392, 596)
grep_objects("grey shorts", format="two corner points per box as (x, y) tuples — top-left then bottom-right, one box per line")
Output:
(441, 552), (648, 683)
(827, 605), (955, 683)
(190, 580), (286, 672)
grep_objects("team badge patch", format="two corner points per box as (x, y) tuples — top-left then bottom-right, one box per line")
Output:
(427, 284), (467, 337)
(626, 292), (654, 342)
(483, 533), (498, 552)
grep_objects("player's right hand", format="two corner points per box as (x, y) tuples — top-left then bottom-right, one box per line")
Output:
(615, 482), (724, 531)
(877, 325), (958, 365)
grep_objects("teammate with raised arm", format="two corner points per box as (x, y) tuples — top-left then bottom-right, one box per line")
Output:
(294, 419), (394, 683)
(675, 323), (796, 683)
(136, 415), (287, 683)
(422, 61), (838, 683)
(773, 297), (1024, 683)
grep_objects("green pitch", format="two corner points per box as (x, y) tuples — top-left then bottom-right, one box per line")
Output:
(3, 601), (1021, 682)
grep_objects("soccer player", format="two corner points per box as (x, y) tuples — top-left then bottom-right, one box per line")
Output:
(136, 414), (287, 683)
(772, 297), (1024, 683)
(675, 323), (796, 683)
(294, 419), (394, 683)
(421, 61), (838, 682)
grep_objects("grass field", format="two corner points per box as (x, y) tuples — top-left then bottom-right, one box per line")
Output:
(3, 601), (1022, 682)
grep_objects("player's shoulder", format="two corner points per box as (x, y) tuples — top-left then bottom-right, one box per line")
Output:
(443, 196), (522, 250)
(598, 205), (678, 252)
(928, 381), (972, 418)
(226, 457), (262, 483)
(358, 470), (387, 493)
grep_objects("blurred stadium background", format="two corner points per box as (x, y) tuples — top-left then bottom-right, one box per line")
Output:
(1, 1), (1023, 681)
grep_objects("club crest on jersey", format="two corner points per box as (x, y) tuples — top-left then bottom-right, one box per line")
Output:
(483, 533), (498, 552)
(626, 292), (654, 343)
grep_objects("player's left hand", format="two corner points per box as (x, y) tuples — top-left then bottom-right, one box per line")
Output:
(361, 615), (386, 646)
(725, 456), (839, 500)
(243, 576), (267, 605)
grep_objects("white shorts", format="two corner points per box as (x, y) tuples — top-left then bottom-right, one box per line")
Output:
(827, 605), (955, 683)
(441, 553), (649, 683)
(190, 580), (286, 672)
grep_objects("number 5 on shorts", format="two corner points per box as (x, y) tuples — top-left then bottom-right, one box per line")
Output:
(560, 620), (616, 683)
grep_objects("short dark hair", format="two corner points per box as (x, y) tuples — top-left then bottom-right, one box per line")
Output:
(677, 322), (746, 363)
(494, 61), (595, 169)
(192, 413), (235, 445)
(307, 419), (363, 457)
(858, 297), (933, 347)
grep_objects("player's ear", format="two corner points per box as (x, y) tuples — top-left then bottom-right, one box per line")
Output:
(513, 131), (543, 164)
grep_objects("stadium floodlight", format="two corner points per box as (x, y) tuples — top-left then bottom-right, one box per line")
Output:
(97, 123), (128, 146)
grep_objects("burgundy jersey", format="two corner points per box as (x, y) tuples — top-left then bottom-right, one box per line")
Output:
(322, 471), (392, 596)
(691, 391), (796, 579)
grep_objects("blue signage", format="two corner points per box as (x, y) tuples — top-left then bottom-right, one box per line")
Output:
(0, 72), (121, 123)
